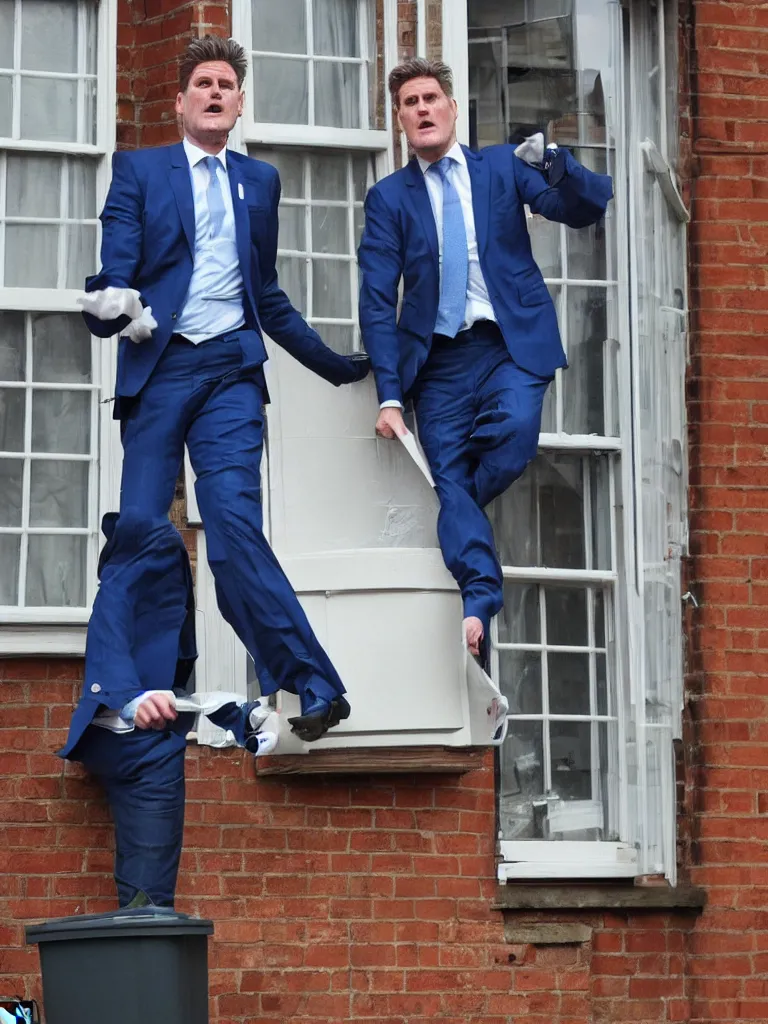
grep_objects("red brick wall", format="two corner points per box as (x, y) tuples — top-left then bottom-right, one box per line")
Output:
(684, 0), (768, 1021)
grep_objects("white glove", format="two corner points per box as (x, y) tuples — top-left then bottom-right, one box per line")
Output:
(514, 132), (545, 167)
(122, 305), (158, 344)
(77, 286), (144, 322)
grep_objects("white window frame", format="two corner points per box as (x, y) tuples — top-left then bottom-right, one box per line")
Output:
(445, 0), (687, 882)
(0, 0), (119, 650)
(190, 0), (398, 698)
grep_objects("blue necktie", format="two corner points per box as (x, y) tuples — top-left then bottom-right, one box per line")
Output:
(429, 156), (468, 338)
(204, 155), (226, 238)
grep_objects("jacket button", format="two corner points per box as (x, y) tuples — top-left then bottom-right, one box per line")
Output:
(90, 683), (102, 694)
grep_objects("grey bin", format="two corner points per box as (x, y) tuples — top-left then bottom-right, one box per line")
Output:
(25, 908), (213, 1024)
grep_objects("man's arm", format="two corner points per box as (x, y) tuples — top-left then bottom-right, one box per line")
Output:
(357, 186), (405, 407)
(81, 151), (145, 338)
(256, 171), (369, 387)
(512, 147), (613, 229)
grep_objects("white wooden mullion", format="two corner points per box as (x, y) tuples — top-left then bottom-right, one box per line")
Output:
(304, 155), (313, 321)
(508, 713), (618, 725)
(497, 642), (607, 655)
(346, 155), (359, 350)
(56, 158), (69, 290)
(357, 0), (369, 130)
(0, 151), (6, 285)
(539, 585), (551, 795)
(0, 526), (92, 535)
(17, 312), (32, 606)
(11, 0), (21, 140)
(306, 0), (315, 127)
(85, 333), (99, 606)
(76, 0), (86, 144)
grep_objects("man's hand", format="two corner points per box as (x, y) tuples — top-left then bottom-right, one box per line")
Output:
(122, 305), (158, 344)
(134, 693), (178, 730)
(77, 287), (144, 323)
(376, 406), (408, 440)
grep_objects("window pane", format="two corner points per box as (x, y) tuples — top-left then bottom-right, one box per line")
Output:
(0, 76), (11, 136)
(313, 258), (351, 318)
(0, 312), (26, 381)
(68, 160), (98, 219)
(31, 391), (91, 454)
(352, 153), (374, 201)
(545, 586), (587, 646)
(0, 0), (13, 67)
(278, 205), (305, 250)
(550, 720), (594, 802)
(528, 215), (561, 278)
(566, 218), (606, 281)
(0, 459), (23, 526)
(315, 62), (362, 129)
(563, 286), (607, 435)
(500, 721), (545, 839)
(0, 534), (20, 605)
(5, 225), (59, 287)
(313, 0), (360, 57)
(20, 77), (78, 142)
(259, 149), (304, 197)
(0, 389), (25, 452)
(312, 206), (349, 254)
(26, 534), (86, 606)
(312, 153), (348, 200)
(498, 580), (539, 643)
(251, 0), (306, 54)
(252, 58), (307, 124)
(317, 323), (354, 354)
(548, 651), (590, 715)
(29, 460), (89, 527)
(7, 153), (61, 217)
(499, 650), (542, 715)
(66, 224), (98, 286)
(21, 0), (78, 72)
(277, 255), (307, 312)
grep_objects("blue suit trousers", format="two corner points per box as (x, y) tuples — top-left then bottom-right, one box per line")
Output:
(117, 329), (345, 704)
(413, 322), (551, 634)
(78, 700), (254, 907)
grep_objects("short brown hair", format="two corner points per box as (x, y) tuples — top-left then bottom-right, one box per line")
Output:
(388, 58), (453, 108)
(179, 35), (248, 92)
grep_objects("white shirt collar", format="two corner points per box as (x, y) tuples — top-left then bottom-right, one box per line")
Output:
(183, 136), (228, 170)
(417, 140), (465, 177)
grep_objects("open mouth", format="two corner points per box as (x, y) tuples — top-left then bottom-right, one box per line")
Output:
(205, 104), (223, 114)
(418, 120), (435, 130)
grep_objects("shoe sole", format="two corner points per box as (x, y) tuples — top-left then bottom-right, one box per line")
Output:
(288, 697), (350, 743)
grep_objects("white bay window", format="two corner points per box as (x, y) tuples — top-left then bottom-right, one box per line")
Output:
(443, 0), (687, 881)
(0, 0), (116, 646)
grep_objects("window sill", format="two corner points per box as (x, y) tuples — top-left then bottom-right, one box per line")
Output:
(254, 745), (487, 776)
(0, 625), (87, 657)
(492, 882), (707, 913)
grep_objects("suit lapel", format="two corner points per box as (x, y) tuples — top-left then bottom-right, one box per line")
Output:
(404, 157), (439, 264)
(463, 145), (491, 259)
(168, 143), (196, 254)
(226, 156), (255, 313)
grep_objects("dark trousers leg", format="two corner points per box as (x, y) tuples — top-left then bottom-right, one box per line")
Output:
(77, 721), (191, 908)
(414, 329), (550, 633)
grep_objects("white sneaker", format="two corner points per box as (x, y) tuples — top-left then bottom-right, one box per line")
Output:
(251, 731), (278, 756)
(248, 700), (272, 733)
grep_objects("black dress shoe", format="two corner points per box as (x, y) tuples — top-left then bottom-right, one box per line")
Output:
(288, 693), (351, 742)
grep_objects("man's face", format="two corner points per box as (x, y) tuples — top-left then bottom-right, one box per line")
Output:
(397, 76), (458, 161)
(175, 60), (244, 143)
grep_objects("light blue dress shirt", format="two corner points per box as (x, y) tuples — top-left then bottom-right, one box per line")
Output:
(174, 138), (245, 343)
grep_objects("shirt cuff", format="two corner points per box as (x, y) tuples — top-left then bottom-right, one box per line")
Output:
(380, 400), (404, 410)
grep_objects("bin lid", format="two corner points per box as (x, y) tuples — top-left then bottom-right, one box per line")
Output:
(25, 907), (214, 945)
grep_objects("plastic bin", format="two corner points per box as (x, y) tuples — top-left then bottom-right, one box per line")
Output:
(25, 907), (213, 1024)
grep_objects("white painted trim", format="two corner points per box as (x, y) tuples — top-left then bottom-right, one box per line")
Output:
(244, 124), (390, 151)
(0, 289), (90, 311)
(498, 839), (638, 881)
(441, 0), (469, 144)
(277, 547), (456, 592)
(0, 625), (86, 655)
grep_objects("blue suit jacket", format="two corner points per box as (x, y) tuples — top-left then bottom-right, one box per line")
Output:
(358, 145), (614, 405)
(58, 513), (198, 760)
(84, 143), (363, 417)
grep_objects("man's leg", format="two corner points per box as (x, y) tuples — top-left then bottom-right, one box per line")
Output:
(186, 369), (349, 740)
(414, 343), (505, 649)
(471, 342), (552, 510)
(76, 720), (192, 908)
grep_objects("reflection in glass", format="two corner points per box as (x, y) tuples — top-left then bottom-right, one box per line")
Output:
(499, 720), (545, 839)
(0, 459), (22, 526)
(550, 719), (592, 801)
(563, 285), (607, 435)
(20, 77), (78, 142)
(0, 312), (25, 380)
(315, 63), (363, 129)
(252, 58), (308, 125)
(29, 460), (89, 527)
(0, 389), (25, 452)
(498, 581), (540, 643)
(545, 586), (587, 646)
(7, 153), (61, 217)
(251, 0), (306, 54)
(31, 392), (90, 454)
(312, 206), (349, 254)
(277, 256), (307, 313)
(499, 650), (542, 715)
(313, 258), (351, 318)
(548, 651), (590, 715)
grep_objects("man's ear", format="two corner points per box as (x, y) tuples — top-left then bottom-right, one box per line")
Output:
(394, 106), (403, 133)
(175, 91), (184, 117)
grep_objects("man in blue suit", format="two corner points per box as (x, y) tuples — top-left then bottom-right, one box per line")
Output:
(358, 58), (612, 660)
(61, 35), (369, 906)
